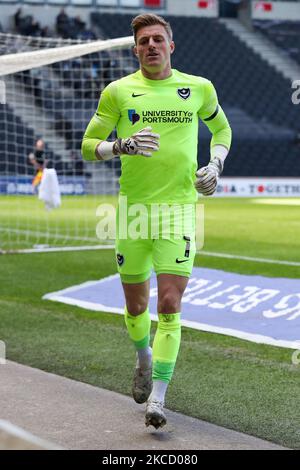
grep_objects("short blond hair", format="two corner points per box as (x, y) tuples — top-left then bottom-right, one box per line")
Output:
(131, 14), (173, 44)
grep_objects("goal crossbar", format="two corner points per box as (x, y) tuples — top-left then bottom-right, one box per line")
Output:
(0, 35), (134, 77)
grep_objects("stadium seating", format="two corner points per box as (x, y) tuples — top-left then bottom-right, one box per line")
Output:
(253, 20), (300, 67)
(0, 103), (63, 175)
(0, 104), (34, 174)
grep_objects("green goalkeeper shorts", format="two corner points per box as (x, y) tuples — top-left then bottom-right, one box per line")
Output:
(115, 201), (196, 283)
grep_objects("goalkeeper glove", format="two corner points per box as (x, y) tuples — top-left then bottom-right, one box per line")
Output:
(194, 157), (223, 196)
(96, 127), (160, 160)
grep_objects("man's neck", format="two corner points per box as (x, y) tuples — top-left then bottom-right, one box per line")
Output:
(141, 65), (172, 81)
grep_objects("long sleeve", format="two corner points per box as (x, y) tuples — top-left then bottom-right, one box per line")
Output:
(81, 82), (120, 161)
(198, 80), (232, 152)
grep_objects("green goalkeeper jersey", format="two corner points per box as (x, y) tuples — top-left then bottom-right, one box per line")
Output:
(82, 69), (231, 204)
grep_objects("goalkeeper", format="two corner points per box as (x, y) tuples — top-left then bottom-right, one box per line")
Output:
(82, 13), (231, 429)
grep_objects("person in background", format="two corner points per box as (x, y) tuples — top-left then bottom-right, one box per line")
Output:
(28, 139), (48, 190)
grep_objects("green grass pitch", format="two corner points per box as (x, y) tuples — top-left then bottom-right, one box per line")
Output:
(1, 195), (300, 448)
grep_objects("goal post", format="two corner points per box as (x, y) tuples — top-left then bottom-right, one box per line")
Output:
(0, 33), (135, 253)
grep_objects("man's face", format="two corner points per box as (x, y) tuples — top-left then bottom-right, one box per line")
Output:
(134, 24), (175, 73)
(35, 139), (44, 150)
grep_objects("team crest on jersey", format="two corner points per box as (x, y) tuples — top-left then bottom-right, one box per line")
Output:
(116, 253), (124, 266)
(177, 88), (191, 100)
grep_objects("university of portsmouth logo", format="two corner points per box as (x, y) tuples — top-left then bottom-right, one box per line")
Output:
(128, 109), (140, 125)
(177, 88), (191, 100)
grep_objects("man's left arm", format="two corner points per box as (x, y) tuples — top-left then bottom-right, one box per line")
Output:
(196, 80), (232, 196)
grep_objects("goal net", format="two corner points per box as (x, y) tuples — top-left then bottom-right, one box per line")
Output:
(0, 33), (135, 253)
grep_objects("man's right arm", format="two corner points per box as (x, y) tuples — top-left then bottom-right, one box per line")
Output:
(81, 84), (120, 161)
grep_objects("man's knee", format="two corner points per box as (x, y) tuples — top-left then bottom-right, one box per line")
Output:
(122, 280), (149, 316)
(158, 291), (181, 314)
(126, 301), (148, 316)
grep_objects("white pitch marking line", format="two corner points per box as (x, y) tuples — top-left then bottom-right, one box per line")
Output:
(198, 251), (300, 267)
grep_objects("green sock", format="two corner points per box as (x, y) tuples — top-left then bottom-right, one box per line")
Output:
(152, 313), (181, 383)
(124, 306), (151, 352)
